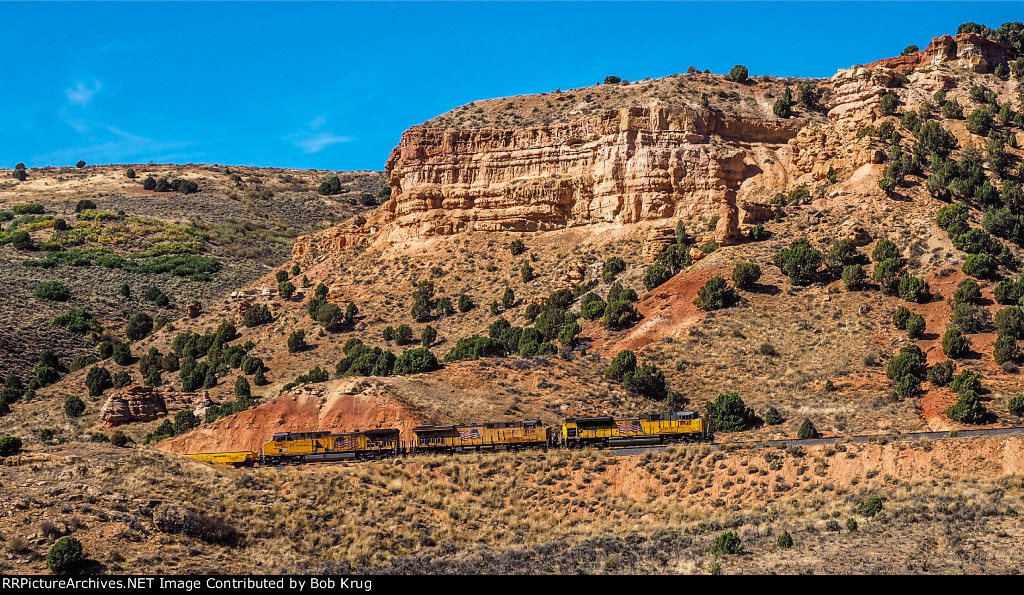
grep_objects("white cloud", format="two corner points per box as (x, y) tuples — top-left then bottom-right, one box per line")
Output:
(287, 116), (352, 153)
(66, 80), (102, 107)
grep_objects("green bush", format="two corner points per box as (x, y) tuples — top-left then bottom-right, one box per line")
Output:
(51, 309), (100, 334)
(1009, 396), (1024, 417)
(278, 280), (295, 299)
(622, 363), (667, 400)
(927, 360), (955, 386)
(749, 223), (768, 241)
(457, 294), (474, 312)
(142, 176), (157, 190)
(952, 302), (990, 334)
(892, 306), (911, 329)
(501, 287), (515, 310)
(777, 530), (794, 548)
(965, 107), (994, 136)
(243, 304), (272, 327)
(0, 435), (23, 456)
(421, 325), (438, 347)
(773, 239), (821, 285)
(602, 299), (638, 329)
(643, 263), (673, 291)
(995, 306), (1024, 339)
(393, 348), (439, 376)
(318, 176), (342, 196)
(580, 293), (606, 320)
(85, 366), (113, 397)
(125, 312), (153, 341)
(898, 276), (930, 303)
(705, 392), (758, 432)
(953, 279), (981, 305)
(693, 276), (734, 311)
(963, 252), (998, 279)
(509, 239), (526, 255)
(906, 314), (926, 339)
(886, 345), (925, 380)
(607, 350), (637, 381)
(710, 530), (742, 555)
(63, 395), (86, 417)
(994, 334), (1018, 365)
(872, 239), (899, 262)
(764, 406), (783, 425)
(731, 263), (761, 290)
(947, 389), (988, 424)
(773, 86), (793, 118)
(857, 495), (883, 517)
(994, 279), (1024, 305)
(873, 258), (904, 295)
(602, 257), (626, 283)
(725, 65), (748, 83)
(13, 201), (44, 215)
(287, 330), (307, 353)
(842, 264), (866, 290)
(942, 328), (969, 358)
(950, 370), (981, 395)
(879, 93), (899, 116)
(797, 418), (819, 439)
(46, 536), (83, 574)
(34, 281), (71, 301)
(824, 239), (860, 270)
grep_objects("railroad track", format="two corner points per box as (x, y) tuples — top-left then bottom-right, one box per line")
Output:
(602, 425), (1024, 457)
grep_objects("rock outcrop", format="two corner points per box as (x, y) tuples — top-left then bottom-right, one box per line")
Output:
(867, 33), (1013, 74)
(382, 105), (809, 245)
(100, 385), (211, 427)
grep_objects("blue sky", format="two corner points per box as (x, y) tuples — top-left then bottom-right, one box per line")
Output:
(1, 2), (1018, 171)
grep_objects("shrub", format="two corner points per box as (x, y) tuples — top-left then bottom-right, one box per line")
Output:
(886, 345), (925, 380)
(953, 279), (982, 305)
(85, 366), (113, 397)
(872, 239), (899, 262)
(603, 75), (621, 85)
(602, 299), (638, 329)
(731, 263), (761, 290)
(520, 261), (534, 282)
(51, 309), (100, 334)
(287, 330), (307, 353)
(776, 531), (794, 549)
(278, 280), (295, 299)
(607, 350), (637, 381)
(1009, 396), (1024, 417)
(899, 275), (930, 303)
(764, 406), (783, 425)
(243, 304), (272, 327)
(0, 434), (23, 456)
(12, 201), (44, 215)
(509, 239), (526, 255)
(994, 334), (1018, 365)
(396, 324), (414, 345)
(393, 347), (439, 376)
(126, 168), (136, 179)
(457, 294), (474, 312)
(725, 65), (748, 83)
(906, 314), (926, 339)
(74, 199), (97, 212)
(643, 263), (673, 291)
(46, 536), (83, 574)
(705, 392), (758, 432)
(942, 328), (969, 358)
(710, 531), (742, 555)
(501, 287), (515, 310)
(64, 395), (86, 417)
(749, 223), (768, 241)
(33, 281), (71, 301)
(622, 363), (667, 400)
(275, 270), (289, 284)
(75, 160), (86, 168)
(797, 418), (819, 439)
(953, 302), (990, 334)
(773, 239), (821, 285)
(857, 495), (884, 517)
(824, 239), (860, 270)
(962, 253), (998, 279)
(12, 167), (26, 181)
(950, 370), (982, 395)
(421, 325), (438, 347)
(946, 389), (988, 424)
(580, 293), (606, 320)
(315, 302), (342, 330)
(842, 264), (866, 290)
(927, 360), (955, 386)
(966, 107), (993, 136)
(879, 93), (899, 116)
(142, 176), (156, 190)
(126, 312), (154, 341)
(112, 342), (133, 366)
(437, 297), (454, 316)
(318, 176), (342, 195)
(602, 257), (627, 283)
(773, 86), (793, 118)
(902, 44), (919, 55)
(694, 276), (734, 310)
(873, 258), (904, 295)
(892, 306), (912, 329)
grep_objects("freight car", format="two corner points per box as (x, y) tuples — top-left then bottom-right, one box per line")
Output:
(561, 411), (708, 448)
(411, 419), (549, 453)
(260, 428), (401, 463)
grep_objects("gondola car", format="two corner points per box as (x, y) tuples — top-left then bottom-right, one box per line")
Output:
(411, 420), (549, 453)
(561, 411), (708, 448)
(260, 428), (401, 464)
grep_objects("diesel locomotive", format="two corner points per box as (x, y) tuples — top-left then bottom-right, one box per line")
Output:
(184, 410), (710, 466)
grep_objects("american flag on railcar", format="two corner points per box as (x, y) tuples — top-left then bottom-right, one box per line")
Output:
(617, 421), (644, 435)
(338, 436), (360, 449)
(459, 428), (482, 441)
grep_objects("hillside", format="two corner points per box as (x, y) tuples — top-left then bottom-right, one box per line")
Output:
(2, 23), (1024, 575)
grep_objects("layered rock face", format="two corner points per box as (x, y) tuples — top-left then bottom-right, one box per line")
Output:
(867, 33), (1012, 74)
(100, 385), (212, 427)
(383, 106), (807, 244)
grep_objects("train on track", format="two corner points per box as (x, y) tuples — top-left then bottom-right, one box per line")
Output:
(184, 410), (711, 467)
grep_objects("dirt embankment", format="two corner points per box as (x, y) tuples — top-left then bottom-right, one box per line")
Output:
(158, 383), (423, 454)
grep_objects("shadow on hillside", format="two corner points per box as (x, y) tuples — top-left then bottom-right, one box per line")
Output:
(748, 283), (781, 296)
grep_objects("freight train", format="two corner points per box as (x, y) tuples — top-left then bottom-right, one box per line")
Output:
(184, 410), (711, 467)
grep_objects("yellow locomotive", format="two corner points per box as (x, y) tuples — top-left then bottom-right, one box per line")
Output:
(561, 411), (708, 448)
(260, 428), (401, 463)
(411, 419), (549, 453)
